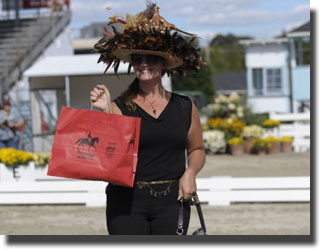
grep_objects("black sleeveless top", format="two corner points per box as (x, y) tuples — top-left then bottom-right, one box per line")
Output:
(114, 93), (192, 181)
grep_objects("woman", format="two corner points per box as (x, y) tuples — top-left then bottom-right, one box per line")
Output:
(90, 2), (206, 235)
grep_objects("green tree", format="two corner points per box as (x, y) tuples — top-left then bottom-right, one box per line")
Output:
(171, 33), (252, 104)
(209, 34), (253, 73)
(171, 63), (214, 102)
(210, 33), (252, 46)
(210, 34), (238, 46)
(209, 44), (246, 73)
(275, 30), (287, 38)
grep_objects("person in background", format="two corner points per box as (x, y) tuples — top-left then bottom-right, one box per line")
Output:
(0, 98), (25, 149)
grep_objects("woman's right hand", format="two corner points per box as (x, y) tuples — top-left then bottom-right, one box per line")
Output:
(90, 84), (112, 113)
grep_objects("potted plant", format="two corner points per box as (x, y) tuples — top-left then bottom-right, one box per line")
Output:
(227, 137), (244, 156)
(251, 138), (270, 156)
(242, 125), (264, 154)
(265, 136), (279, 154)
(262, 119), (281, 130)
(262, 119), (280, 136)
(280, 137), (293, 152)
(202, 130), (226, 155)
(0, 148), (35, 182)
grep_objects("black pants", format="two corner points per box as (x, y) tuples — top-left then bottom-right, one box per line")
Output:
(106, 181), (190, 235)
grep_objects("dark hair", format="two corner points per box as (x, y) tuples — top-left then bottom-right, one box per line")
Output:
(118, 77), (140, 112)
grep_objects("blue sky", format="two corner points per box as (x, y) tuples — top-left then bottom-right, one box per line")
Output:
(0, 0), (310, 46)
(70, 0), (310, 44)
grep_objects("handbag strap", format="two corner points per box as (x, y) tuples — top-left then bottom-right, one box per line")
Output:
(176, 195), (208, 235)
(176, 199), (184, 235)
(193, 199), (207, 234)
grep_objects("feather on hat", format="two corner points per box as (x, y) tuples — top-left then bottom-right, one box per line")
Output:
(94, 1), (206, 78)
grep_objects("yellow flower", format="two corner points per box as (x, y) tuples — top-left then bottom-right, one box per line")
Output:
(262, 119), (281, 129)
(251, 138), (271, 150)
(0, 148), (35, 167)
(207, 118), (245, 138)
(265, 136), (279, 143)
(280, 137), (293, 142)
(228, 137), (244, 146)
(207, 118), (226, 130)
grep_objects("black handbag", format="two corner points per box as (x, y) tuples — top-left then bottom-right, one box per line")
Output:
(176, 194), (208, 235)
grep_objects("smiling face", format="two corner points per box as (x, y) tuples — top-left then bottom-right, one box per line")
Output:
(131, 54), (166, 81)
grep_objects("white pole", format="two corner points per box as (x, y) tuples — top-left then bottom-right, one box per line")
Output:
(65, 76), (70, 107)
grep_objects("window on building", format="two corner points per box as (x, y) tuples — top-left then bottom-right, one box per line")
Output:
(252, 68), (263, 96)
(266, 68), (282, 94)
(294, 37), (310, 66)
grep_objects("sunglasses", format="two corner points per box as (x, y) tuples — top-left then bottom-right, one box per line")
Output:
(130, 55), (163, 66)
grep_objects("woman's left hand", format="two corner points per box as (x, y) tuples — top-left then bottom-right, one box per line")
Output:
(178, 169), (197, 201)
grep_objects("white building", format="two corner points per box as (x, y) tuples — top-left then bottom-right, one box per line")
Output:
(240, 38), (291, 113)
(240, 21), (310, 114)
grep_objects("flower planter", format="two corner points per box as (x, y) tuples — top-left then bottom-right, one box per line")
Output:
(203, 130), (227, 155)
(257, 150), (267, 156)
(230, 145), (244, 156)
(268, 142), (279, 154)
(244, 137), (254, 154)
(281, 141), (292, 153)
(0, 162), (48, 182)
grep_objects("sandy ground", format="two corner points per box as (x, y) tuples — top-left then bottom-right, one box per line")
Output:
(198, 152), (310, 178)
(0, 152), (310, 235)
(0, 203), (310, 235)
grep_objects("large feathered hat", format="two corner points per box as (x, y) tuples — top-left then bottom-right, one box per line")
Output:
(94, 1), (206, 78)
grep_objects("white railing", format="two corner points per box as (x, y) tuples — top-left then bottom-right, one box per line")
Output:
(0, 164), (310, 206)
(197, 176), (310, 206)
(266, 112), (310, 152)
(0, 180), (107, 207)
(270, 112), (310, 122)
(0, 162), (106, 206)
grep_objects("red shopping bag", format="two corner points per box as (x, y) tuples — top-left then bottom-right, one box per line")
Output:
(48, 106), (141, 187)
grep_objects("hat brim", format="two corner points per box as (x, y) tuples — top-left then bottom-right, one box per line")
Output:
(113, 49), (183, 70)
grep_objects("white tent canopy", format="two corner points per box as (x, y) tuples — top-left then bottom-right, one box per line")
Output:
(24, 54), (129, 77)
